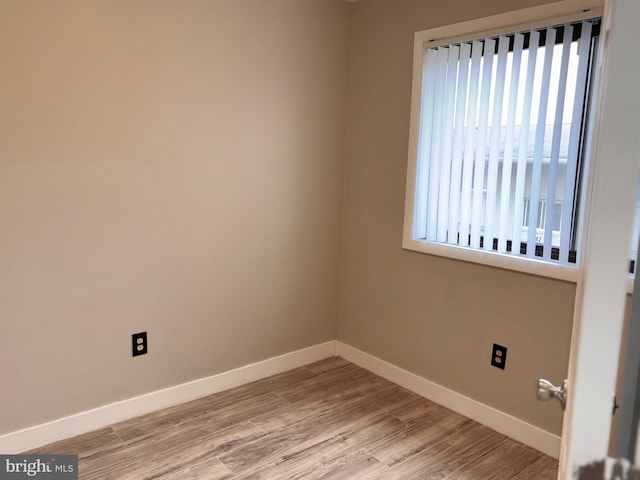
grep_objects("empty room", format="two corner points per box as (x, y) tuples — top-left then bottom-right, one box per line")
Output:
(2, 0), (639, 479)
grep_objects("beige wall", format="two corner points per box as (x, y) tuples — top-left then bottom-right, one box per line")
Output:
(339, 0), (576, 435)
(0, 0), (352, 434)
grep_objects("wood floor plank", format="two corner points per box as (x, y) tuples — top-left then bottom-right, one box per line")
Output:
(511, 454), (559, 480)
(380, 421), (507, 480)
(113, 367), (314, 441)
(366, 409), (476, 466)
(304, 356), (351, 374)
(25, 427), (122, 458)
(80, 394), (285, 478)
(81, 420), (265, 479)
(232, 434), (366, 480)
(25, 358), (555, 480)
(219, 384), (416, 475)
(237, 414), (409, 480)
(308, 449), (382, 480)
(113, 390), (288, 442)
(145, 456), (235, 480)
(111, 367), (310, 442)
(443, 437), (544, 480)
(249, 374), (394, 434)
(80, 426), (212, 479)
(276, 363), (375, 403)
(217, 405), (355, 474)
(387, 395), (450, 425)
(337, 412), (410, 450)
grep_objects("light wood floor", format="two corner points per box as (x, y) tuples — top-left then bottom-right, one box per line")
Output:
(27, 357), (558, 479)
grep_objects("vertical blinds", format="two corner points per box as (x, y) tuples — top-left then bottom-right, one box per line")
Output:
(414, 19), (600, 265)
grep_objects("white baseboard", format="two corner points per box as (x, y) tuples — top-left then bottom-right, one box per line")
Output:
(0, 340), (337, 454)
(336, 341), (561, 459)
(1, 340), (560, 459)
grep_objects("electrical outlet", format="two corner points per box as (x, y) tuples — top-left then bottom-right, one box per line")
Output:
(132, 332), (148, 357)
(491, 343), (507, 370)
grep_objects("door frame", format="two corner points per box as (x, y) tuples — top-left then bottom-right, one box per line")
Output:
(559, 0), (640, 477)
(614, 235), (640, 461)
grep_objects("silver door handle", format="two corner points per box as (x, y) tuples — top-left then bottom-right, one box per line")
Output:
(536, 378), (567, 411)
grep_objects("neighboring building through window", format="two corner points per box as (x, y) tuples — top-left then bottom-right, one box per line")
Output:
(522, 199), (563, 244)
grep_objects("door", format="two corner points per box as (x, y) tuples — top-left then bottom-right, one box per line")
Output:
(559, 0), (640, 478)
(614, 236), (640, 461)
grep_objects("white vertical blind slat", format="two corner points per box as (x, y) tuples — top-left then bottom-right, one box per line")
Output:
(426, 47), (449, 241)
(437, 45), (460, 242)
(543, 25), (573, 261)
(470, 38), (496, 249)
(414, 48), (439, 239)
(459, 41), (483, 246)
(560, 22), (593, 261)
(526, 28), (557, 257)
(498, 33), (525, 253)
(447, 42), (472, 245)
(512, 30), (540, 255)
(483, 36), (510, 250)
(573, 36), (599, 268)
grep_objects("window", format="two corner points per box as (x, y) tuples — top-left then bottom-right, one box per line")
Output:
(403, 3), (602, 280)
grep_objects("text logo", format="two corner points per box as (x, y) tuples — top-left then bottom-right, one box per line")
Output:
(0, 456), (77, 479)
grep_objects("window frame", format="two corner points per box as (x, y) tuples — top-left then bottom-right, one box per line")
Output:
(402, 0), (604, 283)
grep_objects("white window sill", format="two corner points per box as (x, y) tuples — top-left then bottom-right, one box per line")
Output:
(402, 237), (580, 283)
